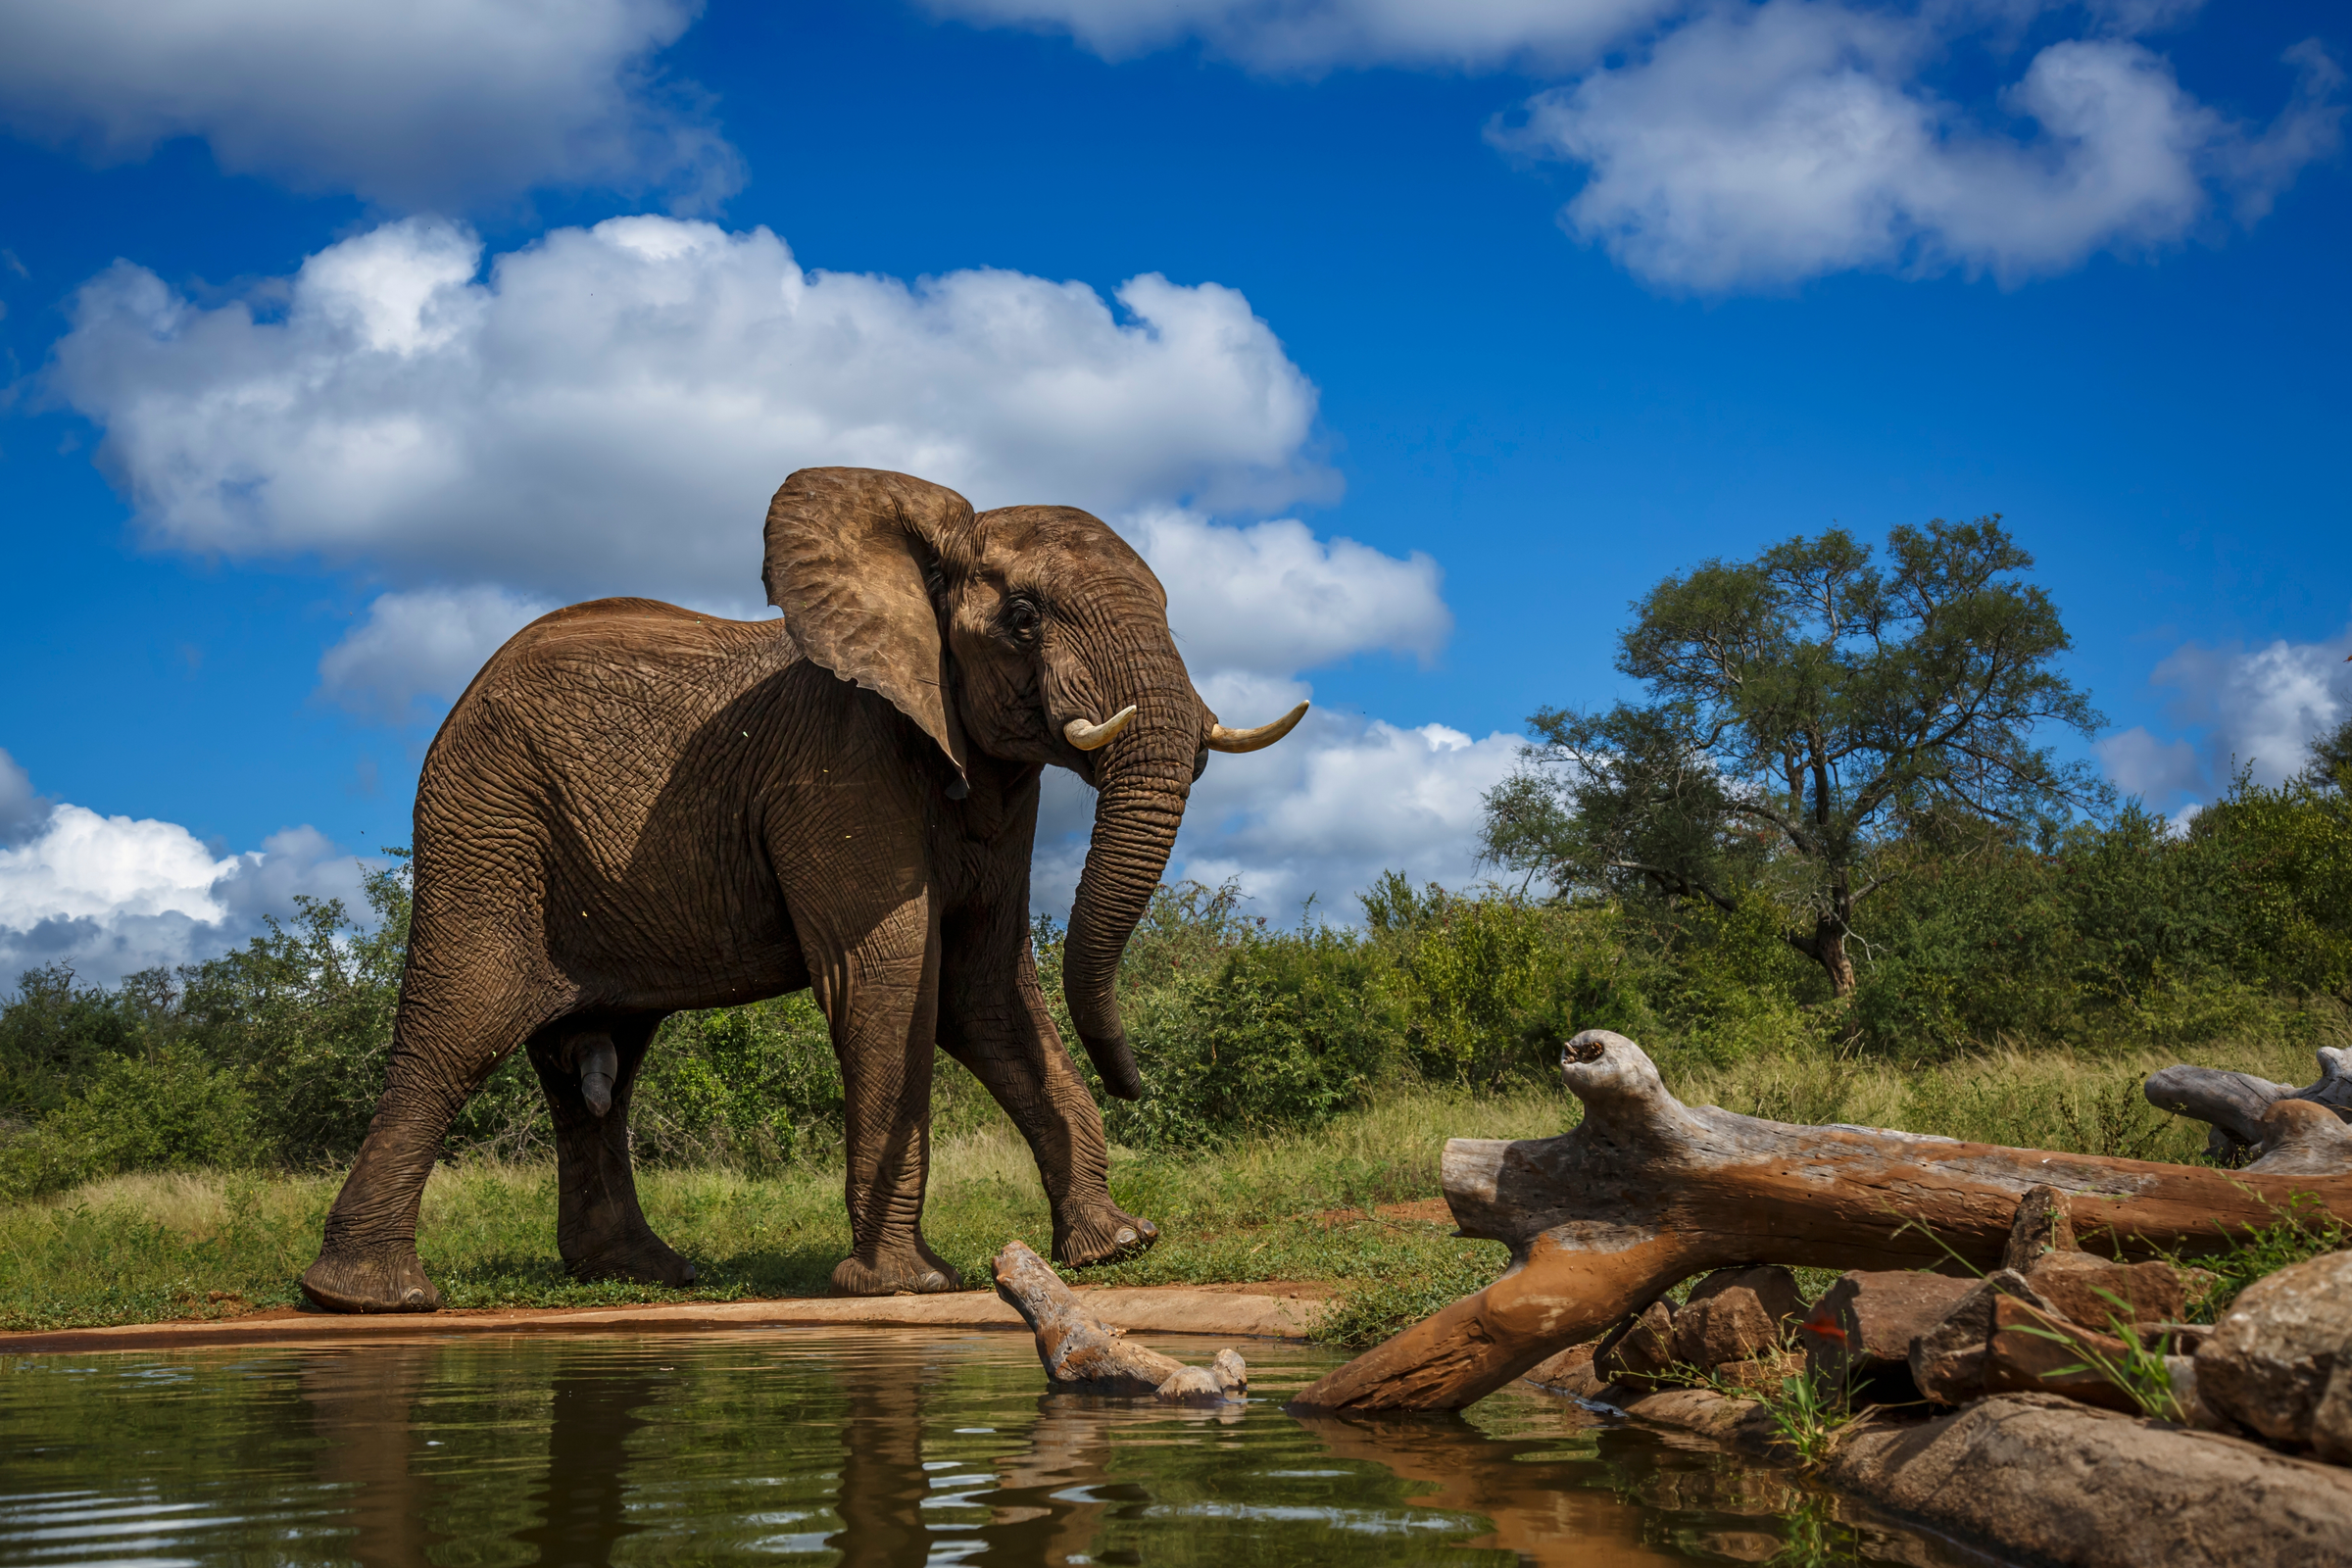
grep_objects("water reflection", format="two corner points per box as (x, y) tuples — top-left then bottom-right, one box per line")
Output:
(299, 1344), (439, 1567)
(0, 1329), (1994, 1566)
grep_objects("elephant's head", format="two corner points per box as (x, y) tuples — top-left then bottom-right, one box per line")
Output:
(761, 466), (1305, 1101)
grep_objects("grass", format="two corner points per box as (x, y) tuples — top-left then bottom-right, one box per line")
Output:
(0, 1036), (2322, 1341)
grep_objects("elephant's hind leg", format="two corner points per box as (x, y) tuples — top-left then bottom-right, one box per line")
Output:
(302, 985), (548, 1313)
(529, 1017), (697, 1288)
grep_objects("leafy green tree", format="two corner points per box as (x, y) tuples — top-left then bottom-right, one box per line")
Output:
(1487, 517), (2108, 996)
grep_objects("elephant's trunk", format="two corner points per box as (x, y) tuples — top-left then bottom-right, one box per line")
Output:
(1062, 670), (1194, 1102)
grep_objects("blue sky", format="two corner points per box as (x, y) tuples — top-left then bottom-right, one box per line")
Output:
(0, 0), (2345, 982)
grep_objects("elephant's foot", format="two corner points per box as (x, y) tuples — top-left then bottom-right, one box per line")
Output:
(829, 1238), (963, 1297)
(1054, 1201), (1159, 1269)
(300, 1246), (443, 1314)
(564, 1227), (699, 1289)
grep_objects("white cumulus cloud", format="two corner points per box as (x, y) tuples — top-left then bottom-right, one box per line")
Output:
(319, 586), (557, 723)
(0, 751), (369, 987)
(49, 216), (1335, 609)
(1495, 4), (2343, 290)
(2097, 627), (2352, 808)
(1132, 509), (1449, 678)
(0, 0), (737, 210)
(925, 0), (1675, 72)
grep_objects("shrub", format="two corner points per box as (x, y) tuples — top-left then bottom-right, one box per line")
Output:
(0, 1045), (259, 1200)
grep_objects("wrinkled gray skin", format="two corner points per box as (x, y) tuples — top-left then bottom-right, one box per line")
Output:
(302, 467), (1262, 1312)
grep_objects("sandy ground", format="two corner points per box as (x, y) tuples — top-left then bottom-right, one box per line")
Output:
(0, 1281), (1341, 1355)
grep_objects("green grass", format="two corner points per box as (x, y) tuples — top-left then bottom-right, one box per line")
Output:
(0, 1036), (2318, 1340)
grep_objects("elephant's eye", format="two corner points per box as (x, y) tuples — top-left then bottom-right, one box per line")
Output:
(1004, 598), (1042, 644)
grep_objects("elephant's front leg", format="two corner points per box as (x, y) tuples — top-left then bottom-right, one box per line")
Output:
(526, 1018), (697, 1289)
(812, 896), (961, 1296)
(941, 928), (1158, 1270)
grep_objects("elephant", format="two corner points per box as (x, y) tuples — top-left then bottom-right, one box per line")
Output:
(300, 467), (1305, 1312)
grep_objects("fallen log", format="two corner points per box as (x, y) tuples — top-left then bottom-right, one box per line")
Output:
(1289, 1029), (2352, 1415)
(992, 1241), (1246, 1402)
(2144, 1047), (2352, 1162)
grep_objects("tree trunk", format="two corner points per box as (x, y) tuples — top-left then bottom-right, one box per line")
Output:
(1287, 1029), (2352, 1415)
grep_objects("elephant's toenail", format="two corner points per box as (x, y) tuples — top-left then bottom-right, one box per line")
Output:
(1115, 1227), (1137, 1246)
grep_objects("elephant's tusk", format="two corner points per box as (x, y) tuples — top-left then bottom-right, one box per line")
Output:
(1063, 706), (1137, 751)
(1206, 701), (1309, 754)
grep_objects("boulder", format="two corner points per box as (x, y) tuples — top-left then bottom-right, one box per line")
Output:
(1979, 1293), (2145, 1415)
(1999, 1183), (2078, 1272)
(2020, 1251), (2190, 1332)
(2316, 1361), (2352, 1464)
(1674, 1284), (1781, 1369)
(1686, 1264), (1806, 1332)
(2195, 1250), (2352, 1448)
(1828, 1392), (2352, 1568)
(1910, 1269), (2060, 1405)
(1522, 1341), (1606, 1399)
(1595, 1298), (1677, 1388)
(1800, 1270), (1975, 1394)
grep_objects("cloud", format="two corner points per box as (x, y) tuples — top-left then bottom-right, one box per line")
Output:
(49, 216), (1334, 609)
(50, 217), (1494, 930)
(1131, 509), (1449, 679)
(0, 765), (368, 988)
(318, 586), (557, 723)
(925, 0), (1675, 72)
(2097, 626), (2352, 805)
(1495, 4), (2344, 290)
(0, 0), (738, 211)
(0, 749), (43, 845)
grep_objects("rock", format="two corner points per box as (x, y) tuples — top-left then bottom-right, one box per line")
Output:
(2000, 1184), (2078, 1272)
(1979, 1293), (2145, 1415)
(2316, 1361), (2352, 1464)
(1674, 1284), (1780, 1368)
(1800, 1270), (1975, 1395)
(1595, 1298), (1677, 1388)
(1686, 1264), (1805, 1332)
(1828, 1392), (2352, 1568)
(1710, 1349), (1804, 1396)
(2021, 1251), (2189, 1331)
(1910, 1269), (2059, 1405)
(1211, 1348), (1248, 1396)
(2195, 1250), (2352, 1447)
(1523, 1341), (1606, 1398)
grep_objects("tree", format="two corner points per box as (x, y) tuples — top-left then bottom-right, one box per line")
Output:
(1484, 517), (2109, 996)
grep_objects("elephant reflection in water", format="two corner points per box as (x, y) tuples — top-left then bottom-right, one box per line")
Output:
(298, 1345), (440, 1567)
(301, 1346), (655, 1568)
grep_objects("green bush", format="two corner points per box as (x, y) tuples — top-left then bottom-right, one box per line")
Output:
(0, 1045), (259, 1200)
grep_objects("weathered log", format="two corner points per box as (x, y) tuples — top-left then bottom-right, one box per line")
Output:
(991, 1241), (1245, 1402)
(2145, 1047), (2352, 1162)
(1289, 1029), (2352, 1414)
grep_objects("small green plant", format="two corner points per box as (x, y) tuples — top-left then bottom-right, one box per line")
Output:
(1713, 1363), (1861, 1466)
(2011, 1287), (2186, 1422)
(2166, 1189), (2351, 1319)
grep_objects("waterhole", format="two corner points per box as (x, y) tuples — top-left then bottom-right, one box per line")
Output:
(1, 1328), (1990, 1564)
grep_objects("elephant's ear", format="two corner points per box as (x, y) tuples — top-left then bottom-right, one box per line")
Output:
(763, 467), (977, 782)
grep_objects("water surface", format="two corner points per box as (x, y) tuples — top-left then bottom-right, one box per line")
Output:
(1, 1328), (1989, 1565)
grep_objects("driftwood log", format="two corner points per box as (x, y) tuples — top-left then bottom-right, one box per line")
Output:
(1289, 1029), (2352, 1415)
(2144, 1048), (2352, 1163)
(992, 1241), (1246, 1402)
